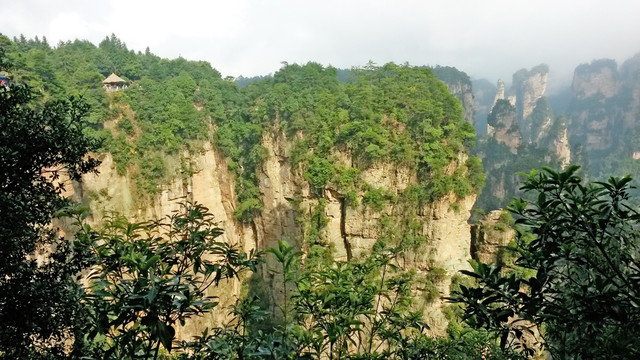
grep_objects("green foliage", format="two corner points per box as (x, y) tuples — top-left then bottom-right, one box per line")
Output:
(363, 186), (394, 211)
(117, 115), (135, 136)
(304, 156), (336, 196)
(466, 156), (486, 193)
(2, 34), (252, 203)
(574, 58), (617, 76)
(67, 201), (260, 359)
(248, 62), (479, 206)
(0, 52), (100, 358)
(512, 64), (548, 87)
(486, 100), (515, 129)
(473, 136), (564, 211)
(178, 240), (521, 359)
(453, 166), (640, 358)
(303, 199), (333, 267)
(431, 65), (472, 87)
(5, 35), (483, 222)
(523, 97), (553, 144)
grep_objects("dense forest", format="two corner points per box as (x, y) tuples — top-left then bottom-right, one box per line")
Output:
(2, 34), (640, 359)
(2, 34), (483, 218)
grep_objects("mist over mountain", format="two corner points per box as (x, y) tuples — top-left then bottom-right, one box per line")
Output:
(7, 0), (640, 90)
(453, 51), (640, 213)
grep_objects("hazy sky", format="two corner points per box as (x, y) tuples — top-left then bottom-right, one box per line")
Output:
(3, 0), (640, 90)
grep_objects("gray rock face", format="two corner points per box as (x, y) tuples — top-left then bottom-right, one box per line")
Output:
(567, 57), (640, 154)
(512, 65), (549, 122)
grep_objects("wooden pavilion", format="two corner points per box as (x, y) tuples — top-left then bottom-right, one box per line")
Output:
(102, 73), (127, 92)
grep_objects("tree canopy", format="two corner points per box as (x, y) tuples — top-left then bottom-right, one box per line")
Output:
(453, 166), (640, 358)
(0, 49), (100, 358)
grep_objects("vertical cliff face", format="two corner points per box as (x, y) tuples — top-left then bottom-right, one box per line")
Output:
(564, 55), (640, 181)
(56, 62), (483, 342)
(477, 65), (570, 212)
(487, 99), (520, 153)
(470, 210), (515, 265)
(553, 126), (571, 169)
(252, 126), (477, 336)
(512, 65), (549, 122)
(71, 124), (477, 337)
(433, 66), (474, 124)
(252, 126), (476, 334)
(492, 79), (506, 109)
(66, 144), (256, 337)
(485, 65), (560, 155)
(568, 59), (619, 152)
(619, 54), (640, 131)
(572, 59), (618, 100)
(445, 81), (474, 125)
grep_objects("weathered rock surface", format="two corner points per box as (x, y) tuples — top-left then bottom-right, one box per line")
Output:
(512, 65), (549, 122)
(445, 81), (474, 124)
(470, 209), (515, 265)
(492, 79), (505, 109)
(573, 59), (618, 100)
(553, 126), (571, 169)
(487, 99), (520, 153)
(433, 66), (475, 125)
(67, 124), (477, 339)
(568, 56), (640, 155)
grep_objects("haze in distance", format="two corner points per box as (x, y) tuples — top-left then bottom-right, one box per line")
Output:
(3, 0), (640, 91)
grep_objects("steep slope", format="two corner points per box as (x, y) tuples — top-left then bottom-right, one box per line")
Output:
(432, 66), (474, 125)
(471, 78), (497, 136)
(3, 33), (484, 340)
(474, 66), (568, 211)
(566, 55), (640, 184)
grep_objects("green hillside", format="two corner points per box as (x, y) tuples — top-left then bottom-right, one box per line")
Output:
(2, 34), (483, 222)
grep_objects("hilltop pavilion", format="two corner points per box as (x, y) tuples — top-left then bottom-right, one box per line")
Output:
(102, 73), (127, 92)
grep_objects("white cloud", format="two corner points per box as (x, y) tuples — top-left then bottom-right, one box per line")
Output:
(2, 0), (640, 84)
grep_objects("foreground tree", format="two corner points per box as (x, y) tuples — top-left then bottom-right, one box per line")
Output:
(453, 166), (640, 358)
(66, 201), (260, 359)
(0, 52), (100, 358)
(181, 240), (523, 360)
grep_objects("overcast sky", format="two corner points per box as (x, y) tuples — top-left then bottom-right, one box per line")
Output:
(3, 0), (640, 91)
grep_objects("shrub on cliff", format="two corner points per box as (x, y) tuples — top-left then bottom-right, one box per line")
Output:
(453, 166), (640, 358)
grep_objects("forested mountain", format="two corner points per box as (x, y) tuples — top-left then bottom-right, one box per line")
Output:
(2, 34), (482, 212)
(1, 34), (501, 358)
(5, 32), (640, 358)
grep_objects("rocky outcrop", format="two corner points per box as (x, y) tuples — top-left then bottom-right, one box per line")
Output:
(512, 65), (549, 122)
(492, 79), (505, 109)
(573, 59), (617, 100)
(252, 126), (476, 335)
(69, 123), (477, 339)
(567, 57), (640, 154)
(485, 66), (551, 153)
(487, 99), (520, 153)
(65, 145), (254, 337)
(484, 65), (569, 165)
(470, 209), (515, 265)
(553, 126), (571, 169)
(446, 81), (474, 124)
(619, 54), (640, 130)
(433, 66), (474, 124)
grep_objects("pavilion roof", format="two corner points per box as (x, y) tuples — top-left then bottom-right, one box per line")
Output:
(103, 73), (126, 84)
